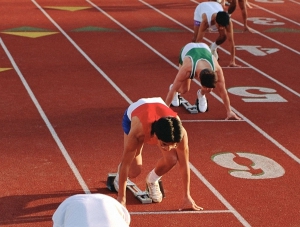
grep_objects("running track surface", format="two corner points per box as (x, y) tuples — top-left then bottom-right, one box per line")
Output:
(0, 0), (299, 226)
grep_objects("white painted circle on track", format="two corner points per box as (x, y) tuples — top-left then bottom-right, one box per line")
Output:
(248, 17), (285, 25)
(212, 152), (285, 179)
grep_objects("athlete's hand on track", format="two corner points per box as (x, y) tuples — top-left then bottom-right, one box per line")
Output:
(179, 196), (203, 211)
(226, 111), (242, 120)
(228, 62), (241, 67)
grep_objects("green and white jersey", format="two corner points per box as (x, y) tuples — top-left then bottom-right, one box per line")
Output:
(179, 43), (215, 79)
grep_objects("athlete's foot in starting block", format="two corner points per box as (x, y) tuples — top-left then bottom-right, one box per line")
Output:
(106, 173), (165, 204)
(179, 97), (199, 114)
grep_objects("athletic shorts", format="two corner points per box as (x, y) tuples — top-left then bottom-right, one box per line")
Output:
(194, 20), (201, 26)
(122, 109), (131, 135)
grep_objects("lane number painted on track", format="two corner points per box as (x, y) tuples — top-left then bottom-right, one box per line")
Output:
(235, 45), (279, 56)
(212, 152), (285, 179)
(228, 87), (287, 102)
(248, 17), (285, 25)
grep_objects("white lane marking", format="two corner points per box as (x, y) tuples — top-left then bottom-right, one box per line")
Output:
(130, 209), (232, 215)
(0, 37), (91, 194)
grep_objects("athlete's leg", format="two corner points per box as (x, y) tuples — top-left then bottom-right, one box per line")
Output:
(238, 0), (250, 31)
(153, 147), (178, 176)
(177, 68), (192, 94)
(192, 22), (200, 42)
(123, 133), (144, 179)
(216, 28), (227, 46)
(227, 0), (237, 15)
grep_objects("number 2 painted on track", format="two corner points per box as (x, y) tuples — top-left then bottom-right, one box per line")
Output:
(228, 86), (287, 102)
(212, 152), (285, 179)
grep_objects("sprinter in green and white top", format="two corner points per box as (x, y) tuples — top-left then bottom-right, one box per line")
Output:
(166, 42), (241, 120)
(179, 42), (215, 79)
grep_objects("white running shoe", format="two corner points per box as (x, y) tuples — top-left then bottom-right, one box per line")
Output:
(169, 84), (181, 107)
(210, 44), (219, 60)
(171, 92), (181, 107)
(146, 176), (163, 203)
(197, 89), (208, 113)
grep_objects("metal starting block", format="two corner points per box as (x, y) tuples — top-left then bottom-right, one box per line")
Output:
(106, 173), (165, 204)
(179, 97), (199, 114)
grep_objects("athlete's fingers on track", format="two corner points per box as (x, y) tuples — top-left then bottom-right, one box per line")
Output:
(228, 63), (242, 67)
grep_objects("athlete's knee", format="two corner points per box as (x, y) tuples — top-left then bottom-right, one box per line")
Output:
(180, 88), (189, 94)
(165, 153), (178, 168)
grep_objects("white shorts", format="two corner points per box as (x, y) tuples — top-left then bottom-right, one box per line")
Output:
(194, 2), (223, 28)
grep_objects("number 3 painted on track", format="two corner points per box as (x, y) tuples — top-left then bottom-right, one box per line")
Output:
(227, 86), (287, 102)
(212, 152), (285, 179)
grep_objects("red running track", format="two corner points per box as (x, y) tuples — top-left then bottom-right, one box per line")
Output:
(0, 0), (299, 226)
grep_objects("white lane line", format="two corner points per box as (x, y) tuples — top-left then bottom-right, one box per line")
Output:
(190, 163), (251, 227)
(86, 0), (179, 69)
(31, 0), (133, 106)
(130, 209), (232, 215)
(0, 38), (91, 194)
(289, 0), (300, 5)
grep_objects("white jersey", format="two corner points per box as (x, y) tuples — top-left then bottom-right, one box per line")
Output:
(52, 194), (130, 227)
(194, 2), (223, 29)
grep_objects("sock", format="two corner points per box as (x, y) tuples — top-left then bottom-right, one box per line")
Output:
(147, 169), (161, 183)
(210, 42), (218, 51)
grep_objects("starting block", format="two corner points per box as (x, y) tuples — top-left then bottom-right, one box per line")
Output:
(179, 97), (199, 114)
(106, 173), (165, 204)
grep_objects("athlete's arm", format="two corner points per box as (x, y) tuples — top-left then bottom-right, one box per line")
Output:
(165, 60), (192, 106)
(117, 117), (143, 206)
(214, 59), (241, 120)
(195, 14), (209, 43)
(176, 127), (203, 211)
(226, 20), (240, 67)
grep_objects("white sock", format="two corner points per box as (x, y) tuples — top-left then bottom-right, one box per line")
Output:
(147, 169), (161, 183)
(211, 42), (218, 51)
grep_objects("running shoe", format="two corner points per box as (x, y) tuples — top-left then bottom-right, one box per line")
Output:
(210, 44), (219, 60)
(146, 175), (163, 203)
(196, 89), (208, 112)
(171, 92), (181, 107)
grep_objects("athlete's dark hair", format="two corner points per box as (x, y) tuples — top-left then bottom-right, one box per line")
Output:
(200, 68), (216, 88)
(216, 11), (230, 27)
(151, 117), (183, 143)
